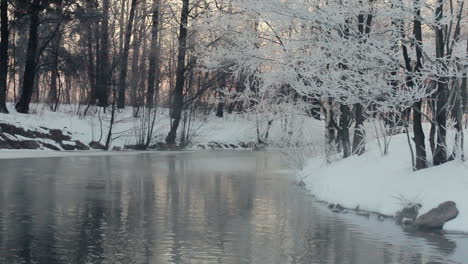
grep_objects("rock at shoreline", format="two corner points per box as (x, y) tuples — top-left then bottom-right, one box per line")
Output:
(415, 201), (458, 230)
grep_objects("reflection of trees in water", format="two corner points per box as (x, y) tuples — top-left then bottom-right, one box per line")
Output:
(0, 154), (464, 264)
(405, 229), (457, 255)
(74, 157), (107, 264)
(167, 154), (183, 264)
(0, 159), (62, 264)
(291, 201), (459, 264)
(162, 153), (259, 263)
(140, 154), (157, 263)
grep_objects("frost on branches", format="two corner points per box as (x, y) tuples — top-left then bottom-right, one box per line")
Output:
(196, 0), (467, 170)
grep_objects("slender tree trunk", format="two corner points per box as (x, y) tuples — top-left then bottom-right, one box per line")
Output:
(461, 39), (468, 114)
(94, 19), (101, 104)
(86, 32), (96, 104)
(0, 0), (9, 113)
(10, 29), (16, 102)
(413, 101), (427, 169)
(130, 11), (143, 109)
(412, 0), (427, 169)
(429, 115), (436, 154)
(16, 0), (41, 114)
(216, 72), (226, 118)
(146, 0), (160, 108)
(462, 39), (468, 114)
(49, 67), (58, 110)
(136, 25), (148, 112)
(352, 103), (366, 155)
(324, 98), (336, 163)
(117, 0), (138, 108)
(96, 0), (110, 107)
(340, 104), (351, 158)
(450, 79), (464, 160)
(352, 8), (373, 155)
(433, 0), (448, 165)
(33, 70), (40, 103)
(105, 86), (117, 149)
(166, 0), (189, 145)
(48, 35), (60, 111)
(396, 0), (427, 169)
(85, 0), (97, 106)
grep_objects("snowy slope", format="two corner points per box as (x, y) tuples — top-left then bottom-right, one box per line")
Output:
(301, 129), (468, 232)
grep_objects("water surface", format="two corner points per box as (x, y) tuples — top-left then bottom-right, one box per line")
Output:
(0, 151), (467, 264)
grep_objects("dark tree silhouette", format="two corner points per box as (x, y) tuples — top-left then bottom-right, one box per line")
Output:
(0, 0), (9, 113)
(146, 0), (161, 108)
(15, 0), (42, 114)
(166, 0), (189, 145)
(117, 0), (138, 109)
(95, 0), (110, 107)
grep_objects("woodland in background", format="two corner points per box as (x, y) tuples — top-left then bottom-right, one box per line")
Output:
(0, 0), (467, 171)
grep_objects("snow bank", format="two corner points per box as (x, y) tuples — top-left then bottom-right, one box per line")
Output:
(301, 129), (468, 232)
(0, 103), (323, 155)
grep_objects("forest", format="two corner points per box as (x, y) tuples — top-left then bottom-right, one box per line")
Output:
(0, 0), (467, 172)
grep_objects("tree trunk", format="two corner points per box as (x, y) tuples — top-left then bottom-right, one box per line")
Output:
(351, 7), (373, 155)
(429, 117), (436, 155)
(462, 39), (468, 114)
(166, 0), (189, 145)
(16, 0), (41, 114)
(85, 0), (97, 106)
(340, 104), (351, 158)
(324, 98), (336, 163)
(146, 0), (160, 108)
(136, 7), (148, 111)
(0, 0), (9, 113)
(96, 0), (110, 107)
(352, 103), (365, 155)
(117, 0), (138, 108)
(130, 10), (143, 109)
(48, 35), (60, 111)
(433, 0), (448, 165)
(413, 101), (427, 169)
(412, 0), (427, 169)
(216, 72), (226, 118)
(450, 80), (464, 160)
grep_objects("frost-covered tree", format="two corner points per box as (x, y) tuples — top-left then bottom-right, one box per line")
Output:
(197, 0), (466, 168)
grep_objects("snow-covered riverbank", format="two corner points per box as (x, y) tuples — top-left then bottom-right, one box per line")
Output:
(300, 130), (468, 232)
(0, 103), (322, 155)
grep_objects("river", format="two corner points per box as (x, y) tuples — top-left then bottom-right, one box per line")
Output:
(0, 151), (467, 264)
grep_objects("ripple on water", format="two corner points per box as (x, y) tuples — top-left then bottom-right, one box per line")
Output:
(0, 152), (467, 264)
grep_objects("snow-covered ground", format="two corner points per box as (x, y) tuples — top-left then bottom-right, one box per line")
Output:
(0, 103), (322, 155)
(300, 127), (468, 232)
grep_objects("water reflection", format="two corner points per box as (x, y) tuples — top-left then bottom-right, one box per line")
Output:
(0, 152), (466, 264)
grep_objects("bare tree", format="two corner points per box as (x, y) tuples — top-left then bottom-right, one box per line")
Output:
(146, 0), (161, 108)
(96, 0), (110, 107)
(166, 0), (189, 145)
(117, 0), (138, 108)
(15, 0), (42, 113)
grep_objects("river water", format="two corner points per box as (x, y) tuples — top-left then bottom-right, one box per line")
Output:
(0, 151), (467, 264)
